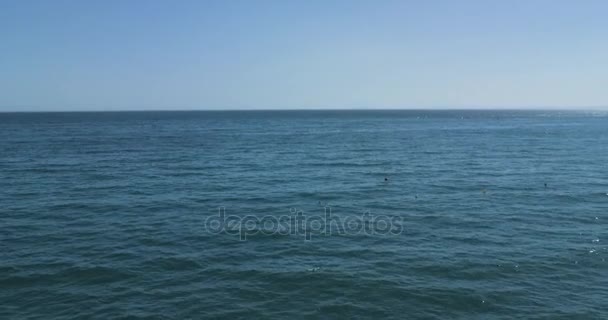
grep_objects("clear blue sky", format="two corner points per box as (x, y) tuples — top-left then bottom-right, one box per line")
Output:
(1, 0), (607, 111)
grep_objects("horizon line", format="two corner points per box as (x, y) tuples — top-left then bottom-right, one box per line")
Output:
(2, 106), (608, 113)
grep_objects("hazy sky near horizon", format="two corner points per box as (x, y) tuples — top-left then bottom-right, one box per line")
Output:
(1, 0), (607, 111)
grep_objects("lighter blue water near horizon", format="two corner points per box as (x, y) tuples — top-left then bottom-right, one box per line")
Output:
(1, 110), (607, 319)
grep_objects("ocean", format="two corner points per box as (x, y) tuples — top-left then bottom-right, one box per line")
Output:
(1, 110), (607, 319)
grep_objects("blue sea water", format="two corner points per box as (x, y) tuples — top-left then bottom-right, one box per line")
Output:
(1, 110), (607, 319)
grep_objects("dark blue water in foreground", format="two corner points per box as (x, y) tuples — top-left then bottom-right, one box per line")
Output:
(1, 110), (607, 319)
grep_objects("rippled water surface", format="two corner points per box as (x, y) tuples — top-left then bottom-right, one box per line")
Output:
(1, 110), (607, 319)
